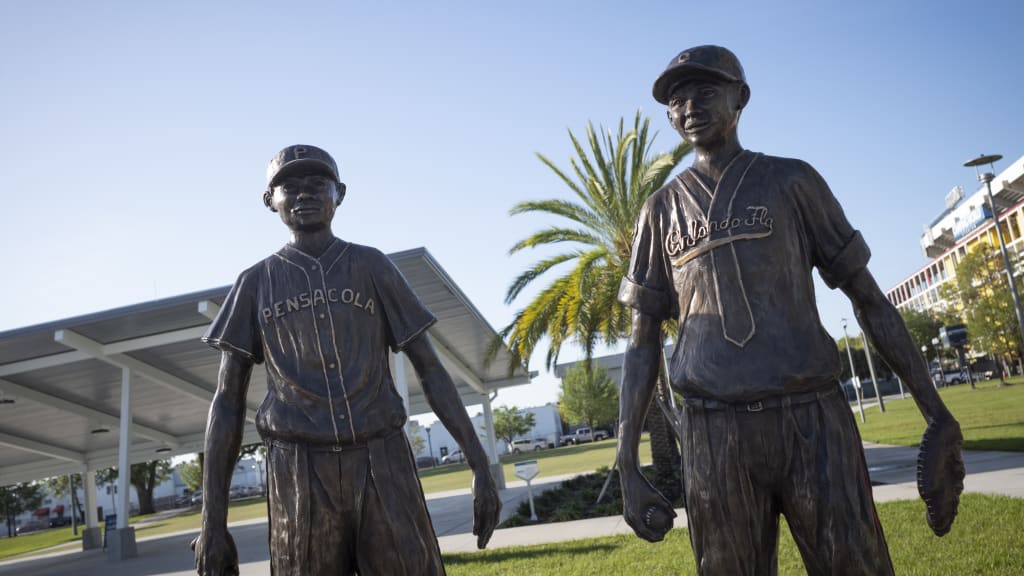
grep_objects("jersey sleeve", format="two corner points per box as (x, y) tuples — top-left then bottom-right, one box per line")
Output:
(789, 160), (871, 289)
(202, 265), (265, 364)
(618, 191), (677, 320)
(369, 250), (437, 352)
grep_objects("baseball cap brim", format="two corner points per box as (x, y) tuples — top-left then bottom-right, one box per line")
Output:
(268, 158), (340, 187)
(653, 63), (741, 105)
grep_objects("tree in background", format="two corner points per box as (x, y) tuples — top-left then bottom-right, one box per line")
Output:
(491, 112), (691, 501)
(179, 445), (266, 497)
(44, 473), (84, 533)
(900, 308), (946, 355)
(405, 420), (427, 456)
(558, 363), (619, 434)
(940, 243), (1024, 380)
(0, 482), (45, 537)
(900, 307), (963, 372)
(178, 458), (203, 493)
(236, 443), (262, 467)
(492, 406), (537, 447)
(97, 459), (172, 516)
(836, 333), (892, 380)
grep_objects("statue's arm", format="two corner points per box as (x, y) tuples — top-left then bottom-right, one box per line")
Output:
(193, 350), (253, 575)
(840, 267), (964, 536)
(618, 309), (662, 471)
(839, 268), (953, 423)
(404, 334), (500, 548)
(617, 309), (675, 542)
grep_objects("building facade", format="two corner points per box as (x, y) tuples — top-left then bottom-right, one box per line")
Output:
(886, 155), (1024, 314)
(410, 403), (563, 461)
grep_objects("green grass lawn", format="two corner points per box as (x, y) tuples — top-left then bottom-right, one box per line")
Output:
(855, 378), (1024, 451)
(0, 526), (81, 559)
(3, 382), (1021, 565)
(0, 498), (269, 561)
(445, 494), (1024, 575)
(0, 441), (645, 560)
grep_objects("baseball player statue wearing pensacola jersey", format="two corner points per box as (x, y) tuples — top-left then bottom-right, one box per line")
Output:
(191, 145), (501, 576)
(616, 46), (966, 575)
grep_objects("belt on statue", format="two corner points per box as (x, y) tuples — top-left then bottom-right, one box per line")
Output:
(684, 385), (838, 413)
(268, 428), (401, 453)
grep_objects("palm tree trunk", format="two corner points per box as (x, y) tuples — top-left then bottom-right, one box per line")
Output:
(646, 354), (681, 504)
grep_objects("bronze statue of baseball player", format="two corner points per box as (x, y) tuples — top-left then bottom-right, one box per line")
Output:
(192, 145), (500, 575)
(617, 46), (965, 575)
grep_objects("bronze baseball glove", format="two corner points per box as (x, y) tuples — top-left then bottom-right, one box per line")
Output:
(916, 417), (965, 537)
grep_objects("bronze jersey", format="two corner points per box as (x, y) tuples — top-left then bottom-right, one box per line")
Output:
(619, 151), (870, 402)
(203, 239), (435, 445)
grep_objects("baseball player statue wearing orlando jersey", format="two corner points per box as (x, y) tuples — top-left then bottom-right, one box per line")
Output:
(192, 145), (500, 575)
(616, 46), (965, 575)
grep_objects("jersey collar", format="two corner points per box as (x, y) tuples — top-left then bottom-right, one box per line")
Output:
(279, 237), (348, 268)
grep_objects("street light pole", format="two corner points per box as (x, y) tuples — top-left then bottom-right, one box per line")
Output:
(842, 318), (865, 423)
(860, 331), (885, 412)
(425, 426), (434, 468)
(923, 345), (937, 390)
(932, 337), (942, 385)
(964, 153), (1024, 355)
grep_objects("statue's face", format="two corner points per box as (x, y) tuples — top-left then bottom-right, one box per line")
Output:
(666, 78), (746, 150)
(266, 169), (342, 233)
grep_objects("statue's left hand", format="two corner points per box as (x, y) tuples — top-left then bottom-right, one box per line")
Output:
(471, 468), (501, 548)
(190, 526), (239, 576)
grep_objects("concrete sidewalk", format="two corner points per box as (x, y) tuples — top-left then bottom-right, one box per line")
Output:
(2, 444), (1021, 575)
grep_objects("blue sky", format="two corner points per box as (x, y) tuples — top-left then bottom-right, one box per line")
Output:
(1, 1), (1021, 413)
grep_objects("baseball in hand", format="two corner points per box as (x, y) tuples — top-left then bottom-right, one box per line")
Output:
(643, 505), (673, 534)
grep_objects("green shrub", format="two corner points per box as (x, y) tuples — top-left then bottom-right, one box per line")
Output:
(500, 465), (682, 527)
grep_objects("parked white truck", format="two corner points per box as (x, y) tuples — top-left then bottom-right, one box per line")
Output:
(560, 427), (609, 445)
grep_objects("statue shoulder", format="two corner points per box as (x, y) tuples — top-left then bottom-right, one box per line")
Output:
(755, 154), (826, 188)
(644, 176), (684, 209)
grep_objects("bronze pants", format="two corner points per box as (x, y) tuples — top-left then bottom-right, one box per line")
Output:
(266, 431), (445, 575)
(681, 386), (894, 576)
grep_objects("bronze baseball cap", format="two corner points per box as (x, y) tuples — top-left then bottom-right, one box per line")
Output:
(653, 45), (746, 105)
(266, 144), (340, 187)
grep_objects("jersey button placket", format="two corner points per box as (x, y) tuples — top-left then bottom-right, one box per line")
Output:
(317, 263), (357, 440)
(303, 259), (340, 445)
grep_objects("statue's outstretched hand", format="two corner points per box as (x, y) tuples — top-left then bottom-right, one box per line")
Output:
(472, 469), (501, 549)
(621, 469), (676, 542)
(191, 526), (239, 576)
(916, 415), (965, 537)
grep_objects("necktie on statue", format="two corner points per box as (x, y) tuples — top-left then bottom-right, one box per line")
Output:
(691, 151), (761, 347)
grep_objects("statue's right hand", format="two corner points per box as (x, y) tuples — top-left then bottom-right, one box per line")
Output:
(620, 469), (676, 543)
(191, 527), (239, 576)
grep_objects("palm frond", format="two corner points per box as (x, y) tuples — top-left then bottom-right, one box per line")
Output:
(509, 199), (602, 231)
(492, 109), (692, 371)
(504, 251), (580, 304)
(509, 227), (603, 254)
(536, 152), (589, 201)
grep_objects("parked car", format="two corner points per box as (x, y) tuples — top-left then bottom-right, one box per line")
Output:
(48, 516), (72, 528)
(509, 438), (547, 453)
(969, 361), (998, 380)
(560, 427), (609, 445)
(190, 490), (204, 506)
(440, 450), (465, 464)
(16, 520), (48, 534)
(932, 369), (968, 386)
(415, 455), (437, 469)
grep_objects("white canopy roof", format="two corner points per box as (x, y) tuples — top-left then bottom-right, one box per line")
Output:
(0, 248), (529, 485)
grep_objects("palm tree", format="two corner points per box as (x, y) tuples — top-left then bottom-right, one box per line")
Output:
(494, 111), (691, 501)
